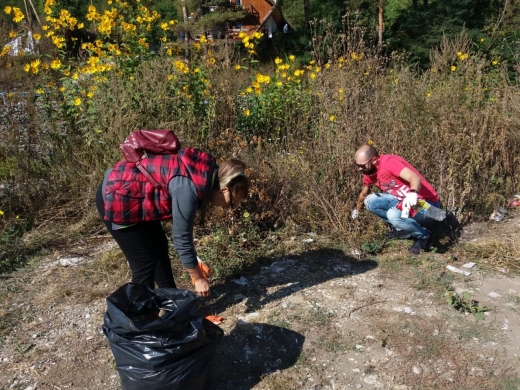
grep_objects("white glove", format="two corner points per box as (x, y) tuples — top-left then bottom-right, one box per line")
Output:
(351, 209), (359, 219)
(402, 191), (418, 208)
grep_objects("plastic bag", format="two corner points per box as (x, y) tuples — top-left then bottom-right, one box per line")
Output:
(102, 283), (223, 390)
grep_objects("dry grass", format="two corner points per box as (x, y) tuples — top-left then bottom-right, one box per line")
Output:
(378, 315), (516, 389)
(456, 239), (520, 273)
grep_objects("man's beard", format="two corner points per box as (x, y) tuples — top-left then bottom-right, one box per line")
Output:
(361, 166), (377, 175)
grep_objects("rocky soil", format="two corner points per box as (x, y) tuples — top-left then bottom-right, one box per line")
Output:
(1, 217), (519, 390)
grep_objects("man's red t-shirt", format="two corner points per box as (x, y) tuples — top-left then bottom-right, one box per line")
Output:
(362, 155), (439, 202)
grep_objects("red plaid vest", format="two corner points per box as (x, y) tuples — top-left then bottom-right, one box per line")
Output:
(104, 147), (217, 223)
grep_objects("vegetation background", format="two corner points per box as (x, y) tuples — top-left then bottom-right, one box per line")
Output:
(1, 0), (520, 280)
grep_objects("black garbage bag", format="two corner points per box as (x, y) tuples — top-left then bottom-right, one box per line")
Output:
(102, 283), (223, 390)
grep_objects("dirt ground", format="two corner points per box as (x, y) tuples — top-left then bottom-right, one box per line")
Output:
(1, 215), (520, 390)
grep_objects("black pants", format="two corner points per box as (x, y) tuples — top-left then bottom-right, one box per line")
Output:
(96, 185), (176, 289)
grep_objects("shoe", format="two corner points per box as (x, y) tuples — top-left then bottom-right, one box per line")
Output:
(387, 227), (411, 240)
(408, 234), (433, 255)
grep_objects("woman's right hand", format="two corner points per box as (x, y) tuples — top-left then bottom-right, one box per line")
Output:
(194, 277), (210, 297)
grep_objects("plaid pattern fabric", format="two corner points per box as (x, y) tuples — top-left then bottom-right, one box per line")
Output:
(104, 148), (216, 223)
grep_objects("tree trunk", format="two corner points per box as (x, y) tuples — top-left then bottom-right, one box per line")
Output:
(303, 0), (310, 27)
(182, 3), (190, 62)
(23, 0), (32, 30)
(378, 1), (384, 51)
(27, 0), (41, 27)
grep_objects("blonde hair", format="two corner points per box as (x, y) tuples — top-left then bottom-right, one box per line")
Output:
(218, 159), (246, 188)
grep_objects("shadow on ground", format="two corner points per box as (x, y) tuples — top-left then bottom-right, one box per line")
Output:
(377, 211), (464, 254)
(211, 322), (305, 390)
(207, 247), (378, 315)
(429, 210), (464, 252)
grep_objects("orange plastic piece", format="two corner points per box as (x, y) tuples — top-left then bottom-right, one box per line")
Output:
(205, 315), (223, 325)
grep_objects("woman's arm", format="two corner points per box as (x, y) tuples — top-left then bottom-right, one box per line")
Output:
(169, 176), (210, 296)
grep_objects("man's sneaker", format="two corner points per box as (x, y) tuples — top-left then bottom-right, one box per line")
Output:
(387, 227), (411, 240)
(408, 234), (433, 255)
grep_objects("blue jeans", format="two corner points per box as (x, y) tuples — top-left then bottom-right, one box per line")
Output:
(364, 193), (439, 239)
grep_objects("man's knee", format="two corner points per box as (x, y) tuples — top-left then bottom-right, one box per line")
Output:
(364, 193), (377, 212)
(386, 207), (402, 226)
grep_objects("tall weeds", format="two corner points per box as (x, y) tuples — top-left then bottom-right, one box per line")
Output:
(1, 13), (519, 271)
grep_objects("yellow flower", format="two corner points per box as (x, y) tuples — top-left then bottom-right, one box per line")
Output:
(338, 88), (344, 93)
(0, 45), (10, 57)
(244, 109), (250, 116)
(246, 87), (252, 93)
(72, 72), (78, 80)
(4, 6), (12, 14)
(457, 52), (468, 61)
(480, 37), (485, 42)
(161, 22), (168, 30)
(23, 64), (31, 72)
(78, 23), (84, 29)
(36, 88), (44, 94)
(325, 63), (331, 69)
(12, 7), (25, 23)
(33, 33), (41, 40)
(59, 86), (65, 92)
(87, 91), (94, 98)
(289, 55), (295, 61)
(0, 210), (4, 216)
(451, 65), (456, 71)
(367, 140), (374, 146)
(50, 59), (61, 69)
(492, 59), (499, 65)
(235, 64), (241, 70)
(274, 57), (282, 64)
(73, 97), (81, 106)
(276, 81), (282, 87)
(310, 73), (316, 79)
(426, 92), (431, 97)
(329, 115), (335, 121)
(9, 31), (17, 38)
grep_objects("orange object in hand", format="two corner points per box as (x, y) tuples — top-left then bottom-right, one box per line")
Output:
(191, 256), (211, 285)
